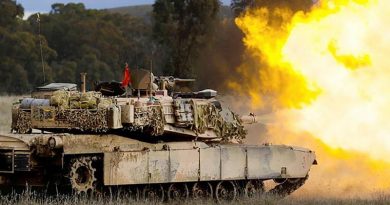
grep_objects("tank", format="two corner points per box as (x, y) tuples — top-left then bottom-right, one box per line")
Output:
(1, 70), (317, 202)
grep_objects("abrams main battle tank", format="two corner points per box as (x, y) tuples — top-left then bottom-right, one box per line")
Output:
(1, 70), (317, 202)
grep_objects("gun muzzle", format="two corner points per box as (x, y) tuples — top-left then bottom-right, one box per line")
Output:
(240, 113), (260, 124)
(174, 78), (196, 83)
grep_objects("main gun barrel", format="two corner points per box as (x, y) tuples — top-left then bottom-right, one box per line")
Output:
(240, 113), (275, 125)
(240, 113), (260, 124)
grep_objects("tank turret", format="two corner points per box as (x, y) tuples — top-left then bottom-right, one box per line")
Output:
(11, 70), (257, 143)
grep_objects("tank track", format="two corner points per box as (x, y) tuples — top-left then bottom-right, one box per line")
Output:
(267, 176), (308, 197)
(63, 155), (308, 201)
(80, 178), (308, 203)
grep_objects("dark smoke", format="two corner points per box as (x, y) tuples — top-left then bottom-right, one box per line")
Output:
(195, 16), (245, 92)
(252, 0), (314, 12)
(194, 0), (313, 94)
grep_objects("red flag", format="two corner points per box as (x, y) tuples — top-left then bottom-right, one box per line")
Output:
(121, 63), (131, 87)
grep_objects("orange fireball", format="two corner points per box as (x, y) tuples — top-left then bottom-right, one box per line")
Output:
(233, 0), (390, 196)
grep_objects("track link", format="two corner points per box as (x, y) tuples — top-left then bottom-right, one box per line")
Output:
(267, 176), (308, 197)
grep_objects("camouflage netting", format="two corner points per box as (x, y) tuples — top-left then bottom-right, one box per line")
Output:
(12, 110), (32, 134)
(51, 91), (104, 109)
(12, 90), (113, 133)
(69, 92), (98, 109)
(56, 109), (108, 132)
(98, 98), (113, 109)
(133, 105), (165, 136)
(49, 91), (111, 132)
(193, 102), (246, 143)
(50, 90), (69, 108)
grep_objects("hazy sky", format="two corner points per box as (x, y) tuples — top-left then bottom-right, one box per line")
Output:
(18, 0), (231, 16)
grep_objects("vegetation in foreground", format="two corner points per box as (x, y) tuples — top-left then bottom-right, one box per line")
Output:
(0, 189), (390, 205)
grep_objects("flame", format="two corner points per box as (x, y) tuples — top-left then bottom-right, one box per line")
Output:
(233, 0), (390, 196)
(231, 6), (322, 109)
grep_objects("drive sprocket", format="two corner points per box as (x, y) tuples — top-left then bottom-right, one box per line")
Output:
(68, 156), (97, 194)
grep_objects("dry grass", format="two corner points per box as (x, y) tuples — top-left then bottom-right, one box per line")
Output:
(0, 190), (389, 205)
(0, 96), (21, 132)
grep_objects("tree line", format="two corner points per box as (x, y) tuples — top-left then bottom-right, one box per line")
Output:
(1, 0), (316, 95)
(0, 0), (240, 94)
(1, 1), (156, 94)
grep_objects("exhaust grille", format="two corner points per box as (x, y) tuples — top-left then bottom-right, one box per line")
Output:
(14, 153), (30, 171)
(0, 148), (14, 173)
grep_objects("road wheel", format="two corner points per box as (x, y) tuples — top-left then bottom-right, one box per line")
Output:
(244, 180), (264, 198)
(142, 185), (165, 203)
(168, 183), (189, 201)
(192, 182), (213, 200)
(215, 181), (237, 203)
(129, 186), (140, 201)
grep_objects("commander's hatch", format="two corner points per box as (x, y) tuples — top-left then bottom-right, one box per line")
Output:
(132, 69), (153, 90)
(32, 83), (77, 99)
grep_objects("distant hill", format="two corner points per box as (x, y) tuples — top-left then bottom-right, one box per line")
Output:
(107, 5), (153, 21)
(107, 4), (234, 21)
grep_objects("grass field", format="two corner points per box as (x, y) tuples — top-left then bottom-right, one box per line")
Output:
(0, 96), (20, 132)
(0, 96), (389, 204)
(0, 191), (389, 205)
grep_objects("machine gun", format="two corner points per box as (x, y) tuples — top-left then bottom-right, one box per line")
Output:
(155, 76), (195, 91)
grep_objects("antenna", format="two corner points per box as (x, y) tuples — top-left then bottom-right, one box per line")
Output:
(149, 47), (156, 101)
(135, 45), (138, 70)
(37, 13), (46, 84)
(135, 41), (140, 100)
(150, 56), (153, 99)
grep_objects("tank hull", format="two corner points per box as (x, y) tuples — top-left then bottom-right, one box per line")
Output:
(103, 142), (315, 185)
(0, 133), (316, 200)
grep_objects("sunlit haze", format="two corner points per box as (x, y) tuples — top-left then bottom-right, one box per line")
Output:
(18, 0), (231, 17)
